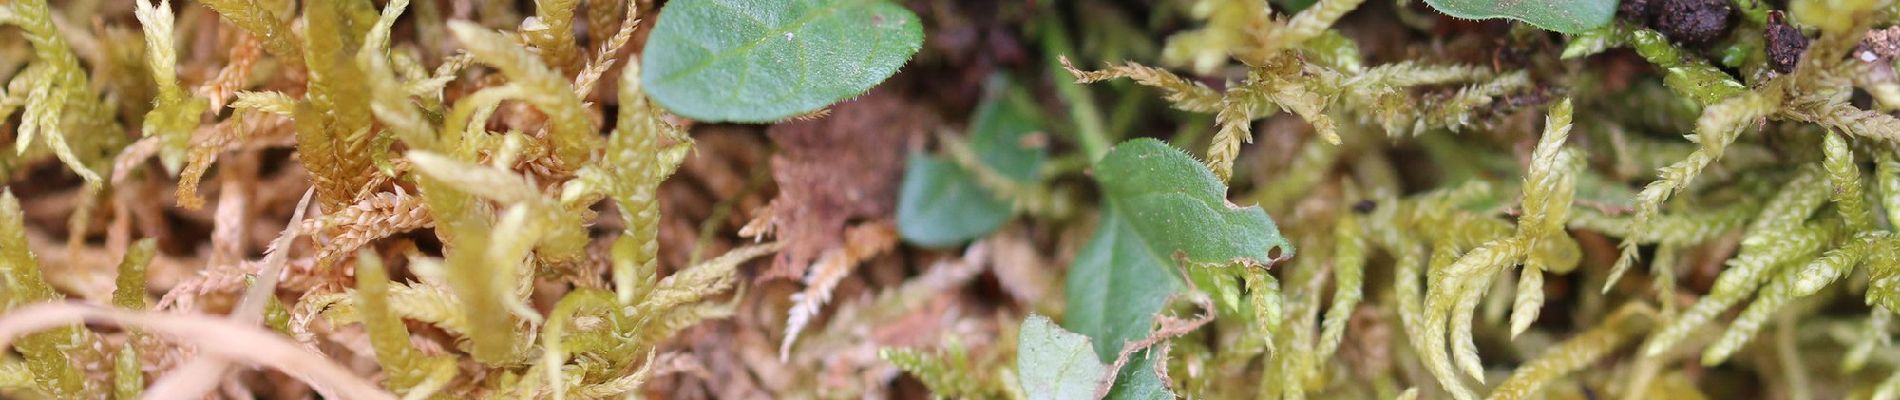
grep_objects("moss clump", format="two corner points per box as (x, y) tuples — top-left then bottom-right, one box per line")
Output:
(6, 0), (1900, 398)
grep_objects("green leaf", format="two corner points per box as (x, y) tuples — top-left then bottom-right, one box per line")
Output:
(1421, 0), (1616, 34)
(896, 156), (1012, 247)
(642, 0), (924, 122)
(1063, 138), (1292, 398)
(1103, 353), (1171, 399)
(1273, 0), (1320, 12)
(896, 88), (1046, 247)
(966, 92), (1047, 183)
(1016, 314), (1109, 400)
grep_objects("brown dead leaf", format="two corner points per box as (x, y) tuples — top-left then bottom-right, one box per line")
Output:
(759, 88), (935, 280)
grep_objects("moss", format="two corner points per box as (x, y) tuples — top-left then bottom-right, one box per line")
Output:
(0, 192), (102, 398)
(8, 0), (1900, 398)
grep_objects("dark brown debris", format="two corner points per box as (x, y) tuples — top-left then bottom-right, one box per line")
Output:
(1654, 0), (1733, 47)
(1766, 11), (1809, 74)
(1619, 0), (1652, 23)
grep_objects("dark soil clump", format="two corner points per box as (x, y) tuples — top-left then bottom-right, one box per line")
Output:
(1766, 11), (1809, 73)
(1619, 0), (1651, 23)
(1654, 0), (1733, 46)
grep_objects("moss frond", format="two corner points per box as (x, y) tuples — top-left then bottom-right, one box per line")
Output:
(112, 238), (156, 310)
(589, 60), (692, 304)
(1247, 266), (1286, 355)
(109, 241), (156, 400)
(231, 91), (297, 116)
(199, 0), (303, 61)
(133, 0), (208, 173)
(1252, 135), (1342, 211)
(1060, 57), (1222, 113)
(404, 152), (527, 364)
(1244, 0), (1367, 62)
(1704, 233), (1890, 365)
(1823, 132), (1875, 231)
(1487, 304), (1657, 400)
(353, 251), (456, 395)
(3, 0), (119, 184)
(299, 0), (383, 209)
(1071, 0), (1536, 183)
(1645, 220), (1840, 356)
(1613, 87), (1783, 288)
(526, 0), (583, 76)
(881, 340), (999, 399)
(449, 21), (600, 169)
(1159, 0), (1266, 74)
(0, 358), (31, 391)
(1316, 210), (1365, 362)
(1566, 199), (1759, 245)
(0, 191), (103, 398)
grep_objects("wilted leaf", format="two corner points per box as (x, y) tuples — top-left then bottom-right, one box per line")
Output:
(643, 0), (925, 122)
(1016, 314), (1108, 400)
(1065, 138), (1292, 398)
(1422, 0), (1616, 34)
(897, 88), (1046, 247)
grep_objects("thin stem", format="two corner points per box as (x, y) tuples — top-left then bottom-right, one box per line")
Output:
(1036, 12), (1110, 161)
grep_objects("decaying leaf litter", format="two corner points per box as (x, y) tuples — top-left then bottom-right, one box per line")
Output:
(10, 0), (1900, 398)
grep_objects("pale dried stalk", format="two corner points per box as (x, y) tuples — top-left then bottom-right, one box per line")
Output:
(110, 136), (161, 184)
(156, 257), (320, 312)
(147, 188), (313, 400)
(780, 221), (899, 360)
(210, 154), (257, 267)
(0, 303), (395, 400)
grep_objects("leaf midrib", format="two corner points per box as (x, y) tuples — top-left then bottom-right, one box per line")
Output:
(1050, 331), (1095, 396)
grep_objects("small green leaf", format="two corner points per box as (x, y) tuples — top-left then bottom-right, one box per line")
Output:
(1016, 314), (1109, 400)
(1422, 0), (1616, 34)
(896, 156), (1012, 247)
(643, 0), (924, 122)
(967, 92), (1047, 183)
(1063, 138), (1292, 398)
(896, 89), (1046, 247)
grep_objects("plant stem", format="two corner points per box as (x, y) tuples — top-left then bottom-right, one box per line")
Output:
(1037, 12), (1111, 161)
